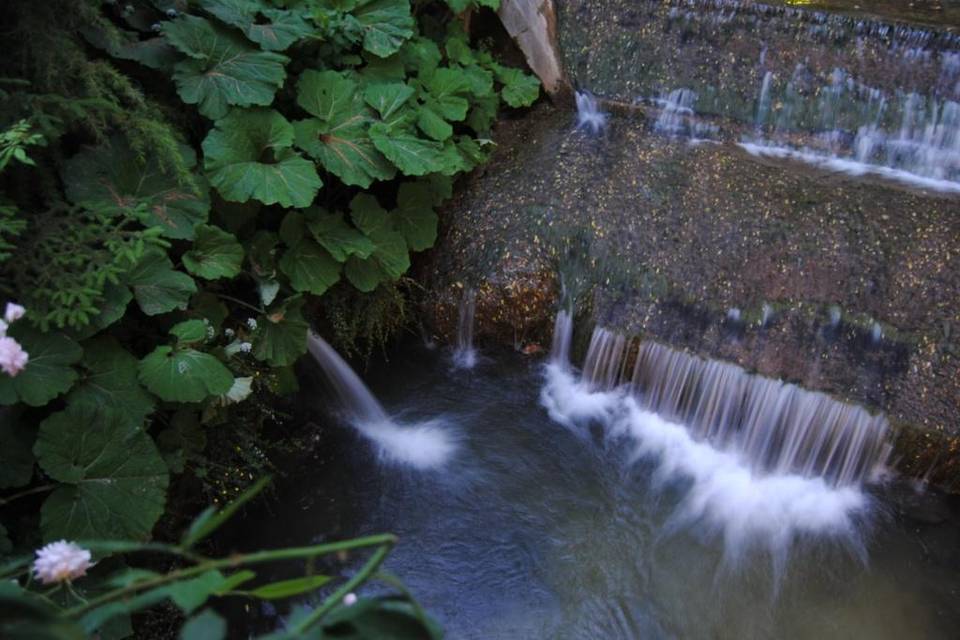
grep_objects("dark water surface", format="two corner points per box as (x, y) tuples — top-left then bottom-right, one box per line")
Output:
(240, 345), (960, 639)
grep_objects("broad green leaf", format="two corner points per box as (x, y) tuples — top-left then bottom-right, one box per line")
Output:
(279, 240), (342, 295)
(399, 37), (440, 76)
(248, 231), (279, 277)
(416, 106), (452, 142)
(496, 65), (541, 107)
(306, 210), (375, 261)
(85, 283), (133, 335)
(424, 68), (470, 121)
(138, 346), (234, 402)
(344, 255), (387, 292)
(170, 320), (209, 343)
(279, 211), (308, 247)
(445, 0), (471, 12)
(467, 92), (499, 133)
(253, 298), (308, 367)
(361, 53), (406, 83)
(0, 326), (81, 407)
(191, 292), (230, 328)
(183, 224), (244, 279)
(165, 16), (289, 119)
(349, 194), (410, 279)
(68, 337), (156, 427)
(200, 0), (313, 51)
(203, 109), (322, 207)
(0, 413), (35, 489)
(169, 570), (231, 614)
(462, 64), (494, 97)
(63, 138), (209, 240)
(363, 82), (414, 120)
(126, 251), (198, 316)
(181, 609), (226, 640)
(395, 182), (437, 250)
(35, 405), (168, 541)
(353, 0), (414, 57)
(445, 35), (475, 65)
(246, 574), (332, 600)
(294, 71), (394, 188)
(369, 122), (447, 176)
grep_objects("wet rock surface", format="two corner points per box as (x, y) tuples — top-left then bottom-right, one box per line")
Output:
(420, 104), (960, 490)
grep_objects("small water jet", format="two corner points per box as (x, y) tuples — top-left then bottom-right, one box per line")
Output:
(307, 332), (456, 468)
(452, 288), (478, 369)
(871, 321), (884, 344)
(575, 91), (608, 134)
(760, 303), (774, 327)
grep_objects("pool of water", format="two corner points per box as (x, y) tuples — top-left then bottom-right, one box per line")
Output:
(242, 344), (960, 639)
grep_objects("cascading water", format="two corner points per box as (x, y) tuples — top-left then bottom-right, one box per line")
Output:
(307, 332), (456, 468)
(575, 91), (607, 134)
(452, 288), (477, 369)
(540, 316), (880, 564)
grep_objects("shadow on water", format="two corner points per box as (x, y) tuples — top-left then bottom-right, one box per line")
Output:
(233, 341), (960, 640)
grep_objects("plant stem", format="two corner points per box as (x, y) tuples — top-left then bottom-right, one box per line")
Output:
(214, 293), (264, 315)
(0, 483), (56, 506)
(290, 542), (394, 634)
(63, 534), (397, 619)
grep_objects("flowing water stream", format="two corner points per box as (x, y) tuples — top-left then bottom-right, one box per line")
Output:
(240, 338), (960, 639)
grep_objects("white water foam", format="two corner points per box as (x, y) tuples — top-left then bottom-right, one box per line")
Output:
(353, 417), (459, 470)
(540, 363), (871, 564)
(739, 142), (960, 193)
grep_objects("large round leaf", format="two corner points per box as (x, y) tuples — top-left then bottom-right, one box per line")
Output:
(68, 337), (156, 427)
(253, 298), (308, 367)
(35, 405), (169, 542)
(182, 224), (244, 280)
(63, 138), (209, 240)
(0, 326), (81, 407)
(138, 346), (234, 403)
(278, 239), (342, 295)
(203, 109), (322, 207)
(200, 0), (314, 51)
(125, 251), (198, 316)
(164, 16), (289, 119)
(352, 0), (414, 58)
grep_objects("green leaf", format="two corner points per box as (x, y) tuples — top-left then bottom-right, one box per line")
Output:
(369, 122), (447, 176)
(424, 68), (470, 121)
(353, 0), (414, 57)
(445, 0), (471, 12)
(126, 251), (198, 316)
(349, 193), (391, 236)
(138, 346), (234, 402)
(253, 298), (308, 367)
(363, 82), (414, 120)
(170, 320), (209, 343)
(399, 37), (440, 76)
(496, 65), (541, 107)
(462, 64), (494, 97)
(416, 106), (452, 142)
(279, 240), (342, 295)
(344, 255), (387, 292)
(183, 224), (244, 279)
(349, 194), (410, 279)
(63, 139), (209, 240)
(165, 16), (289, 119)
(169, 571), (230, 614)
(35, 405), (169, 541)
(0, 413), (35, 489)
(306, 210), (375, 261)
(200, 0), (314, 51)
(246, 575), (331, 600)
(293, 71), (394, 188)
(181, 609), (226, 640)
(395, 182), (437, 250)
(68, 337), (156, 428)
(0, 326), (81, 407)
(85, 283), (133, 335)
(203, 109), (322, 207)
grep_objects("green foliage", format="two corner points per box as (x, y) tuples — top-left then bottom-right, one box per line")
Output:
(0, 0), (539, 636)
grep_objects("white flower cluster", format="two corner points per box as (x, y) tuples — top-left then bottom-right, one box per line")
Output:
(0, 302), (28, 377)
(32, 540), (93, 584)
(239, 342), (253, 353)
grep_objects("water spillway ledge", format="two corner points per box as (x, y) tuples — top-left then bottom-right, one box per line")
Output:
(416, 70), (960, 488)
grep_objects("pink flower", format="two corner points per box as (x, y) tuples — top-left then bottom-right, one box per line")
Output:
(4, 302), (25, 323)
(0, 336), (28, 376)
(33, 540), (93, 584)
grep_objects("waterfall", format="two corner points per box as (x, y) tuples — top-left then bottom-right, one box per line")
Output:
(452, 288), (477, 369)
(653, 89), (718, 140)
(575, 91), (608, 134)
(550, 308), (574, 367)
(307, 332), (456, 468)
(539, 316), (884, 561)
